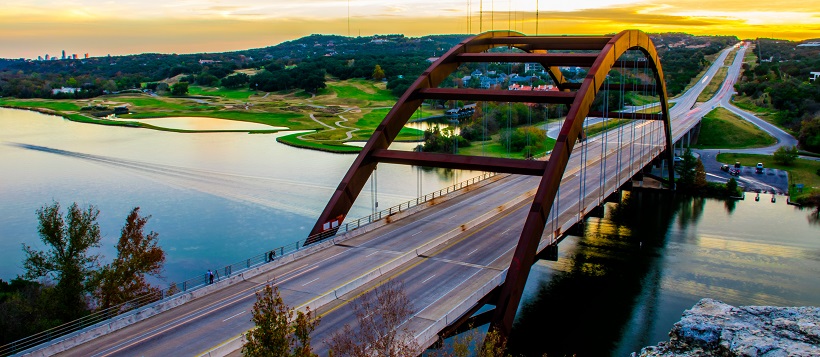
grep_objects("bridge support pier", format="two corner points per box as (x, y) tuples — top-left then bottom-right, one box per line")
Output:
(588, 205), (605, 218)
(604, 190), (622, 204)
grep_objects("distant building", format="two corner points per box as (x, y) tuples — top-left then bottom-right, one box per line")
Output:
(38, 56), (43, 61)
(427, 57), (440, 63)
(45, 54), (50, 60)
(797, 42), (820, 47)
(52, 87), (80, 95)
(509, 84), (557, 91)
(84, 53), (89, 59)
(72, 54), (77, 60)
(524, 63), (545, 73)
(198, 59), (220, 64)
(810, 72), (820, 81)
(61, 50), (65, 60)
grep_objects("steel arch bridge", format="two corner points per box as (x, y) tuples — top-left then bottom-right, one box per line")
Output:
(310, 29), (674, 336)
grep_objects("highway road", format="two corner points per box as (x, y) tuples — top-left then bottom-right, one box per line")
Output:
(46, 46), (743, 357)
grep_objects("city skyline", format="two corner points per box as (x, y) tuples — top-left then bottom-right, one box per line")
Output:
(2, 0), (819, 58)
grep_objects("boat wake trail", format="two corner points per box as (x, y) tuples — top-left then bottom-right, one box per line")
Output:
(7, 142), (329, 217)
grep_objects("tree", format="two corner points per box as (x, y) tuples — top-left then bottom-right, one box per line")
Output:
(773, 145), (799, 165)
(726, 177), (739, 196)
(798, 116), (820, 152)
(674, 149), (699, 190)
(694, 158), (708, 190)
(22, 202), (102, 320)
(222, 73), (250, 89)
(170, 82), (189, 96)
(94, 207), (165, 310)
(372, 65), (386, 81)
(300, 71), (326, 93)
(243, 284), (319, 357)
(329, 280), (418, 357)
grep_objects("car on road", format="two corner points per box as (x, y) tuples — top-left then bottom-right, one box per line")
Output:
(729, 168), (740, 176)
(721, 164), (730, 172)
(756, 162), (764, 174)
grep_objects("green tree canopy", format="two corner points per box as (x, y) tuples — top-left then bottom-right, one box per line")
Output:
(773, 145), (799, 165)
(170, 82), (189, 96)
(22, 202), (101, 320)
(243, 284), (319, 357)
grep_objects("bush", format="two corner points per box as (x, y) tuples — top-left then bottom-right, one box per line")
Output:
(773, 145), (798, 165)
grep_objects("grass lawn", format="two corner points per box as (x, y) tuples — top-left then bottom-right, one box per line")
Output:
(716, 153), (820, 200)
(730, 97), (796, 135)
(743, 45), (758, 70)
(121, 110), (311, 129)
(458, 134), (556, 159)
(696, 67), (728, 102)
(585, 119), (631, 137)
(188, 86), (255, 101)
(108, 95), (193, 111)
(325, 79), (395, 104)
(0, 98), (82, 111)
(277, 132), (361, 153)
(625, 93), (658, 106)
(693, 108), (776, 149)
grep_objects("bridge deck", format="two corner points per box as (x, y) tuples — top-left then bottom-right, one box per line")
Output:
(44, 45), (744, 357)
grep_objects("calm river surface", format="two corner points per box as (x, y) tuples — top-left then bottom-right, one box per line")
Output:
(2, 108), (819, 355)
(508, 191), (820, 356)
(0, 108), (472, 284)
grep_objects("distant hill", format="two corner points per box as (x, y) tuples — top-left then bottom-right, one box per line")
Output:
(0, 32), (737, 99)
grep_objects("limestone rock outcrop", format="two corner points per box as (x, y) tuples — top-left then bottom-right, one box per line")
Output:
(638, 298), (820, 357)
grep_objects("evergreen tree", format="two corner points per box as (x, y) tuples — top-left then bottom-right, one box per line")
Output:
(243, 284), (319, 357)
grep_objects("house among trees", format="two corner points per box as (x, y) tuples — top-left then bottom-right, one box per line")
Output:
(52, 87), (80, 95)
(810, 71), (820, 81)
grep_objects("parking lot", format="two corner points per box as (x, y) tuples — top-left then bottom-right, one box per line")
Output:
(695, 150), (790, 194)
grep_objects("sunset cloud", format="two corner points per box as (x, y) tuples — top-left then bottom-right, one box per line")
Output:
(1, 0), (818, 58)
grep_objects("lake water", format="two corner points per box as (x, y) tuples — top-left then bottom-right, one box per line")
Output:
(2, 108), (819, 355)
(0, 108), (472, 285)
(508, 191), (820, 356)
(111, 116), (287, 131)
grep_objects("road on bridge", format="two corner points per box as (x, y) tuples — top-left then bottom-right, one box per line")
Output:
(49, 44), (749, 357)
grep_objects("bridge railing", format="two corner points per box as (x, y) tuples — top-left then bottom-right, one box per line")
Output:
(330, 172), (497, 235)
(0, 171), (497, 357)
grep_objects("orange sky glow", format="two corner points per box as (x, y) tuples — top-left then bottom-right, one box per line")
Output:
(1, 0), (818, 58)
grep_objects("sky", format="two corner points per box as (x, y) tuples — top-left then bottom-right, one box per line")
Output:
(2, 0), (819, 59)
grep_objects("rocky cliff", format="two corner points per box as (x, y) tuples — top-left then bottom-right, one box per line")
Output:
(638, 298), (820, 357)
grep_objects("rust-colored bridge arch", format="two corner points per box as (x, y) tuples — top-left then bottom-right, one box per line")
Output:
(309, 29), (674, 336)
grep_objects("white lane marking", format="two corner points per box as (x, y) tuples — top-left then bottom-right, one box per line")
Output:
(501, 229), (510, 235)
(302, 277), (320, 286)
(467, 248), (479, 256)
(448, 214), (459, 220)
(223, 310), (246, 322)
(421, 275), (436, 284)
(411, 230), (423, 237)
(366, 251), (379, 257)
